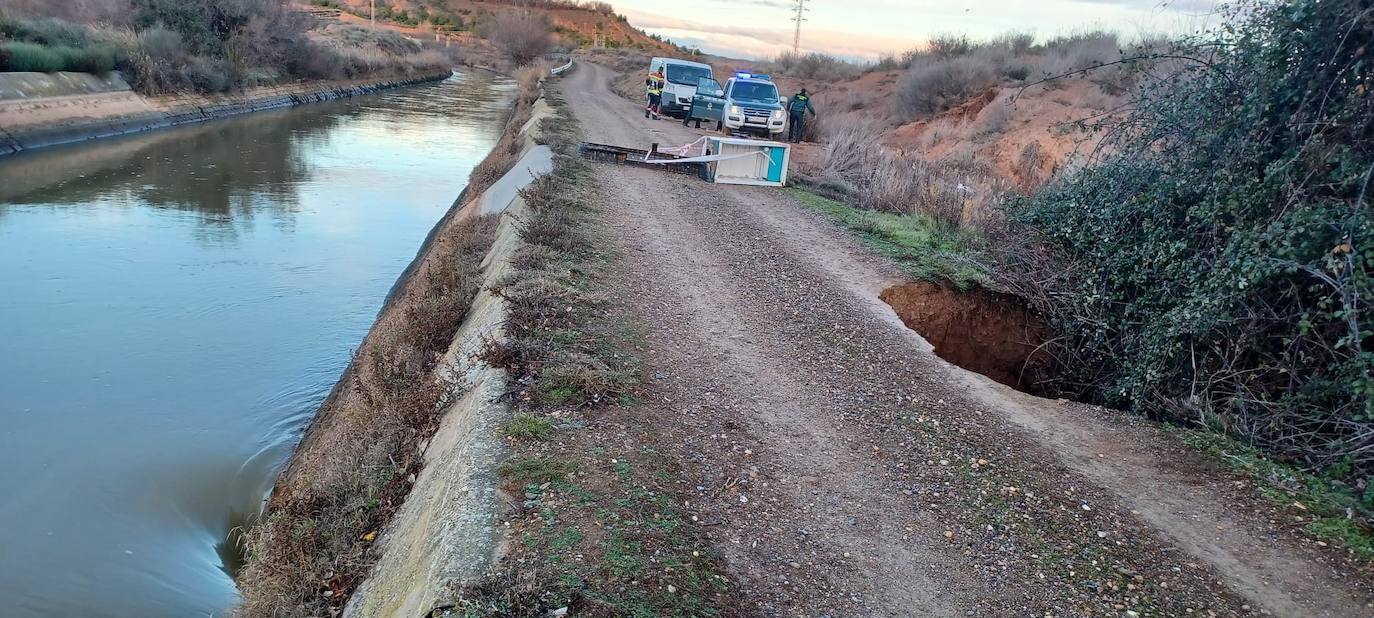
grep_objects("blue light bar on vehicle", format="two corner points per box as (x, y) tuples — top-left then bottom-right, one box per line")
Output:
(735, 71), (772, 81)
(736, 71), (752, 79)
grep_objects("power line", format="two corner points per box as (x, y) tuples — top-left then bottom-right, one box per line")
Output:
(791, 0), (808, 55)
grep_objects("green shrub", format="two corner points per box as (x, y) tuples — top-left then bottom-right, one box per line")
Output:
(2, 42), (64, 72)
(0, 16), (92, 48)
(1014, 0), (1374, 481)
(59, 45), (116, 73)
(1, 40), (118, 74)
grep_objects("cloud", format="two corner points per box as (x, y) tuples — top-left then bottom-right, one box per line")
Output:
(617, 0), (1218, 61)
(1071, 0), (1225, 15)
(624, 8), (914, 60)
(733, 0), (794, 8)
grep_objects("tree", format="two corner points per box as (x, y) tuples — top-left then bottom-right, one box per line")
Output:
(485, 11), (549, 66)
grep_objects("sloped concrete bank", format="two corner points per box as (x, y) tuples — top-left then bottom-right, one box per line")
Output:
(346, 97), (555, 617)
(234, 64), (558, 614)
(0, 70), (451, 157)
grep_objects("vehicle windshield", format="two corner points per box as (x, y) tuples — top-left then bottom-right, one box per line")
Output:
(731, 81), (778, 102)
(697, 78), (724, 97)
(665, 64), (712, 86)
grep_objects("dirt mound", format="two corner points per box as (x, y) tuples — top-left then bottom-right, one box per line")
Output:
(881, 280), (1054, 392)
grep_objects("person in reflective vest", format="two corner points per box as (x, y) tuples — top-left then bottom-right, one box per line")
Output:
(786, 88), (816, 143)
(645, 69), (665, 119)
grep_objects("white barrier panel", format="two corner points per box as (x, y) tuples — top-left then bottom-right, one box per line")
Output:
(701, 137), (790, 187)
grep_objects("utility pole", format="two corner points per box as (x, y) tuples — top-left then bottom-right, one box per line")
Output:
(370, 0), (375, 26)
(791, 0), (807, 55)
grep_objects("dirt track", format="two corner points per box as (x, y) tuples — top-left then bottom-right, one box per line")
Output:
(556, 62), (1373, 617)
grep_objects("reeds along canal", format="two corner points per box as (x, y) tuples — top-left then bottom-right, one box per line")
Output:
(0, 70), (515, 617)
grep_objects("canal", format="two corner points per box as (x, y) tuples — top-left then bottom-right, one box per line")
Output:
(0, 70), (515, 616)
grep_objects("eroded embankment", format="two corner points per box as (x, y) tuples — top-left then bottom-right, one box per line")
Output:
(0, 70), (452, 156)
(235, 69), (556, 617)
(880, 279), (1055, 392)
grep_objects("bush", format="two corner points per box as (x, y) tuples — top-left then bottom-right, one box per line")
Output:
(3, 2), (446, 92)
(0, 15), (94, 47)
(0, 14), (117, 74)
(1, 41), (63, 71)
(820, 117), (1006, 229)
(771, 51), (860, 80)
(0, 41), (114, 74)
(992, 31), (1035, 55)
(898, 55), (995, 117)
(59, 44), (116, 72)
(927, 34), (972, 59)
(1035, 31), (1120, 80)
(484, 11), (551, 66)
(1012, 0), (1374, 480)
(0, 0), (132, 23)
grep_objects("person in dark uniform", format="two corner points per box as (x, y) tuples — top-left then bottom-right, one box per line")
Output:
(786, 88), (816, 143)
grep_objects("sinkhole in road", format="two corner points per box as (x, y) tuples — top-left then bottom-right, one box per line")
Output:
(881, 280), (1057, 394)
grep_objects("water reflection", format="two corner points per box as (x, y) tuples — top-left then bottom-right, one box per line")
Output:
(0, 70), (515, 617)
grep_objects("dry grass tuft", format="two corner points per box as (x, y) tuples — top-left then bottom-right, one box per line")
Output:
(820, 117), (1009, 230)
(482, 161), (637, 409)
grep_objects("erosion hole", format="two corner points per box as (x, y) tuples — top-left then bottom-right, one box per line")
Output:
(881, 280), (1056, 394)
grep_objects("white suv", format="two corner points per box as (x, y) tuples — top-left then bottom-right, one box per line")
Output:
(721, 75), (786, 138)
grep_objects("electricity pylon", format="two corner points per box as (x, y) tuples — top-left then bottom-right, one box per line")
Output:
(791, 0), (808, 55)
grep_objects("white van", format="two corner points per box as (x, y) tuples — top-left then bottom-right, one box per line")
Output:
(648, 57), (713, 118)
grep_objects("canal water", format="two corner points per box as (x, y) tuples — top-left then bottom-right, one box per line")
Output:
(0, 70), (515, 616)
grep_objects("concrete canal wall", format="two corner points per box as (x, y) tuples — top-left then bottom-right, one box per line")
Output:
(0, 70), (452, 157)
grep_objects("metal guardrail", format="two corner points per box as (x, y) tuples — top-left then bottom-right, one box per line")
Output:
(551, 59), (575, 76)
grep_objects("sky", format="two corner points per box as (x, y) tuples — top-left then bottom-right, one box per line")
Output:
(611, 0), (1225, 60)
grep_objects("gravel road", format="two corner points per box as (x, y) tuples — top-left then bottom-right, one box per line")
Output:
(554, 61), (1374, 617)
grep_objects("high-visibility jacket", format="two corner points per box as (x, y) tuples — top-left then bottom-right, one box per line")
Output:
(646, 73), (664, 95)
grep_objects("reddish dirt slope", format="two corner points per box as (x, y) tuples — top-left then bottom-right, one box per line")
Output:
(584, 50), (1119, 188)
(333, 0), (677, 53)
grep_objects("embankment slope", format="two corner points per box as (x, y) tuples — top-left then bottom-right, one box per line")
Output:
(236, 71), (556, 616)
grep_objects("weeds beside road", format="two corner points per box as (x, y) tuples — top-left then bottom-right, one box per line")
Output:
(456, 92), (737, 617)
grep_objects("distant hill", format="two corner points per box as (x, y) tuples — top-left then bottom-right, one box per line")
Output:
(314, 0), (686, 54)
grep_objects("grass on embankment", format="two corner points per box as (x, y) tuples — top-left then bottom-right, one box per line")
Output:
(457, 91), (735, 616)
(787, 187), (989, 288)
(1178, 429), (1374, 558)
